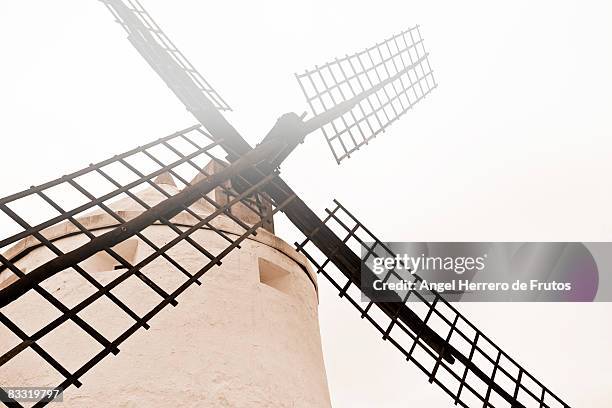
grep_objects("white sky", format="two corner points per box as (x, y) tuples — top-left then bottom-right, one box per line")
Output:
(0, 0), (611, 406)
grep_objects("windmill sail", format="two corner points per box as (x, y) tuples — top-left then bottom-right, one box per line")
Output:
(0, 126), (294, 407)
(101, 0), (257, 161)
(296, 26), (436, 163)
(101, 0), (231, 112)
(295, 200), (571, 408)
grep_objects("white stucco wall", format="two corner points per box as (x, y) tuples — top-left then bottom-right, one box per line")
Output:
(0, 182), (332, 407)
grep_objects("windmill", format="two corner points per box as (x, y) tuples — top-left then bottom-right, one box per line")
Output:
(0, 0), (572, 407)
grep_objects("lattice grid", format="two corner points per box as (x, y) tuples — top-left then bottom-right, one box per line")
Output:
(296, 26), (436, 163)
(295, 200), (571, 408)
(0, 126), (291, 407)
(102, 0), (232, 112)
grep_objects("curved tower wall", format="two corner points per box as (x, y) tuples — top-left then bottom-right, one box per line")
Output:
(0, 180), (332, 407)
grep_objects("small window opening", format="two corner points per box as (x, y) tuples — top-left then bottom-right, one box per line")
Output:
(258, 258), (292, 295)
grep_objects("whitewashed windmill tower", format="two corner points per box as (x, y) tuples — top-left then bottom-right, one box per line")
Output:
(0, 1), (573, 408)
(0, 168), (332, 407)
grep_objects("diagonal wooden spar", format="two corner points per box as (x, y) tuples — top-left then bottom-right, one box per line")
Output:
(0, 137), (289, 308)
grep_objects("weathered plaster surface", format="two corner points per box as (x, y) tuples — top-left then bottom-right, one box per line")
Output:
(0, 181), (331, 407)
